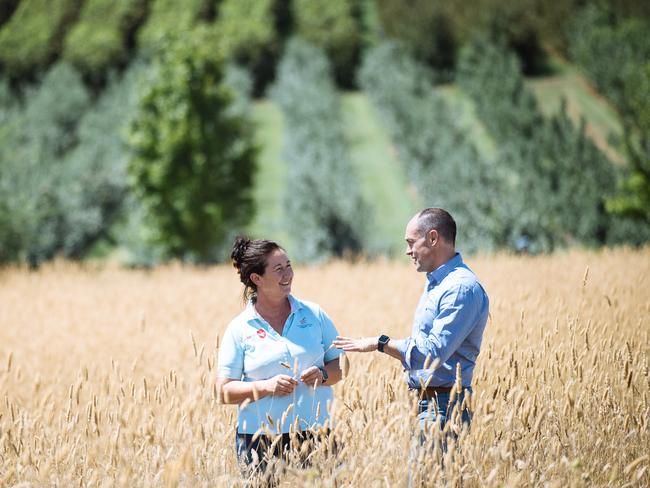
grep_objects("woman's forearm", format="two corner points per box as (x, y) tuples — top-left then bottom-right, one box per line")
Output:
(324, 358), (342, 386)
(218, 378), (270, 404)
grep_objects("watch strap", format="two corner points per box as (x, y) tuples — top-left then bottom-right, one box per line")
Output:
(378, 334), (390, 352)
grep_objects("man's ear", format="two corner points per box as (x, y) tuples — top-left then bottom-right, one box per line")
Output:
(250, 273), (262, 286)
(428, 229), (439, 246)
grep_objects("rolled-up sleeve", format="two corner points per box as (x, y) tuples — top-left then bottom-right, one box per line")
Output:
(391, 338), (412, 369)
(319, 308), (343, 363)
(217, 323), (244, 379)
(402, 285), (481, 371)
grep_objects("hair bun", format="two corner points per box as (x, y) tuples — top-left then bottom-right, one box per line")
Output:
(231, 236), (251, 270)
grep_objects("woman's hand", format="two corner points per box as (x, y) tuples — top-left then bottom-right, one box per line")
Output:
(263, 374), (298, 396)
(299, 366), (324, 387)
(333, 336), (379, 353)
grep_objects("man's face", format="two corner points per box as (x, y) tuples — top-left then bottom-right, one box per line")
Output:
(404, 217), (436, 273)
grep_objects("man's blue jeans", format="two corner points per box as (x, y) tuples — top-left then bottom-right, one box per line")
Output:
(416, 388), (472, 449)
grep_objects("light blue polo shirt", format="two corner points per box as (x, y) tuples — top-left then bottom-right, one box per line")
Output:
(218, 295), (342, 434)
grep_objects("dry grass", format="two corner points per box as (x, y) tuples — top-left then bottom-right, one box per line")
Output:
(0, 247), (649, 487)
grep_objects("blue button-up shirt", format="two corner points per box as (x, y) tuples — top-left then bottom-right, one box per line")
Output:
(218, 295), (342, 434)
(393, 253), (489, 389)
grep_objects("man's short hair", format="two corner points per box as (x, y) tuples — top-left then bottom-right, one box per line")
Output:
(417, 208), (456, 245)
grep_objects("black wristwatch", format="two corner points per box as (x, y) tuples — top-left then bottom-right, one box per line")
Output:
(318, 366), (328, 383)
(378, 334), (391, 353)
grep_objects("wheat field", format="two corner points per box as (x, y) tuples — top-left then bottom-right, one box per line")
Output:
(0, 247), (648, 487)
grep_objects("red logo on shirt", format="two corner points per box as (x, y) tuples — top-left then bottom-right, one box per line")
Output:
(256, 329), (267, 339)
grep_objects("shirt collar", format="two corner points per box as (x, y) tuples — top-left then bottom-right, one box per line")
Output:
(426, 252), (463, 287)
(244, 294), (302, 324)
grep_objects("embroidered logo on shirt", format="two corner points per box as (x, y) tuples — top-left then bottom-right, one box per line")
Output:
(256, 329), (267, 339)
(297, 317), (312, 328)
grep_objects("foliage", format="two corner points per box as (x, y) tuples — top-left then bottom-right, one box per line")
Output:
(62, 0), (147, 83)
(270, 38), (367, 260)
(571, 5), (650, 231)
(66, 60), (150, 258)
(359, 42), (498, 252)
(0, 0), (81, 80)
(128, 39), (256, 262)
(457, 38), (617, 251)
(0, 63), (91, 264)
(293, 0), (361, 88)
(136, 0), (211, 56)
(374, 0), (455, 77)
(374, 0), (550, 77)
(606, 61), (650, 226)
(213, 0), (278, 96)
(0, 0), (19, 28)
(570, 5), (650, 110)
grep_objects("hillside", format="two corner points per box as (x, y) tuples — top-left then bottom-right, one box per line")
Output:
(1, 1), (647, 265)
(248, 65), (626, 255)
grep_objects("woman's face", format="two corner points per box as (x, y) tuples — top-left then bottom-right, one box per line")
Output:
(254, 248), (293, 300)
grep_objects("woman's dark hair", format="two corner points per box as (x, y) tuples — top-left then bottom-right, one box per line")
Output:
(231, 236), (282, 303)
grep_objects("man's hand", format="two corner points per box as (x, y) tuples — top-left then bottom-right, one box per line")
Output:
(299, 366), (323, 387)
(263, 374), (298, 396)
(333, 336), (379, 353)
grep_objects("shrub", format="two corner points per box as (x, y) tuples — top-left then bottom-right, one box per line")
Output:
(0, 63), (91, 264)
(213, 0), (278, 96)
(374, 0), (455, 77)
(457, 38), (617, 251)
(128, 38), (257, 262)
(570, 5), (650, 233)
(0, 0), (81, 80)
(62, 0), (147, 83)
(607, 61), (650, 228)
(292, 0), (361, 88)
(0, 0), (20, 28)
(270, 38), (367, 260)
(359, 42), (498, 252)
(136, 0), (211, 55)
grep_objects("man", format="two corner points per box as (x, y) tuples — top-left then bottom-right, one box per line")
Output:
(333, 208), (489, 434)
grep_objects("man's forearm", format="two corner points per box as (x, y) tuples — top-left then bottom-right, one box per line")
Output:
(333, 335), (407, 364)
(379, 338), (404, 362)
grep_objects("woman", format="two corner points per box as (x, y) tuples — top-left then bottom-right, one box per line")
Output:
(217, 237), (342, 478)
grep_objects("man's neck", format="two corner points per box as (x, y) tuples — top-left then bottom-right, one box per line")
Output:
(431, 248), (456, 271)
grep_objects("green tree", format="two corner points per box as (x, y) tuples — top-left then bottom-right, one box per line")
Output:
(293, 0), (361, 87)
(213, 0), (279, 95)
(570, 5), (650, 232)
(375, 0), (455, 77)
(607, 61), (650, 226)
(0, 0), (81, 80)
(0, 63), (91, 264)
(136, 0), (211, 55)
(0, 0), (19, 27)
(62, 0), (147, 83)
(128, 39), (256, 262)
(270, 38), (367, 260)
(359, 41), (499, 253)
(457, 38), (617, 251)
